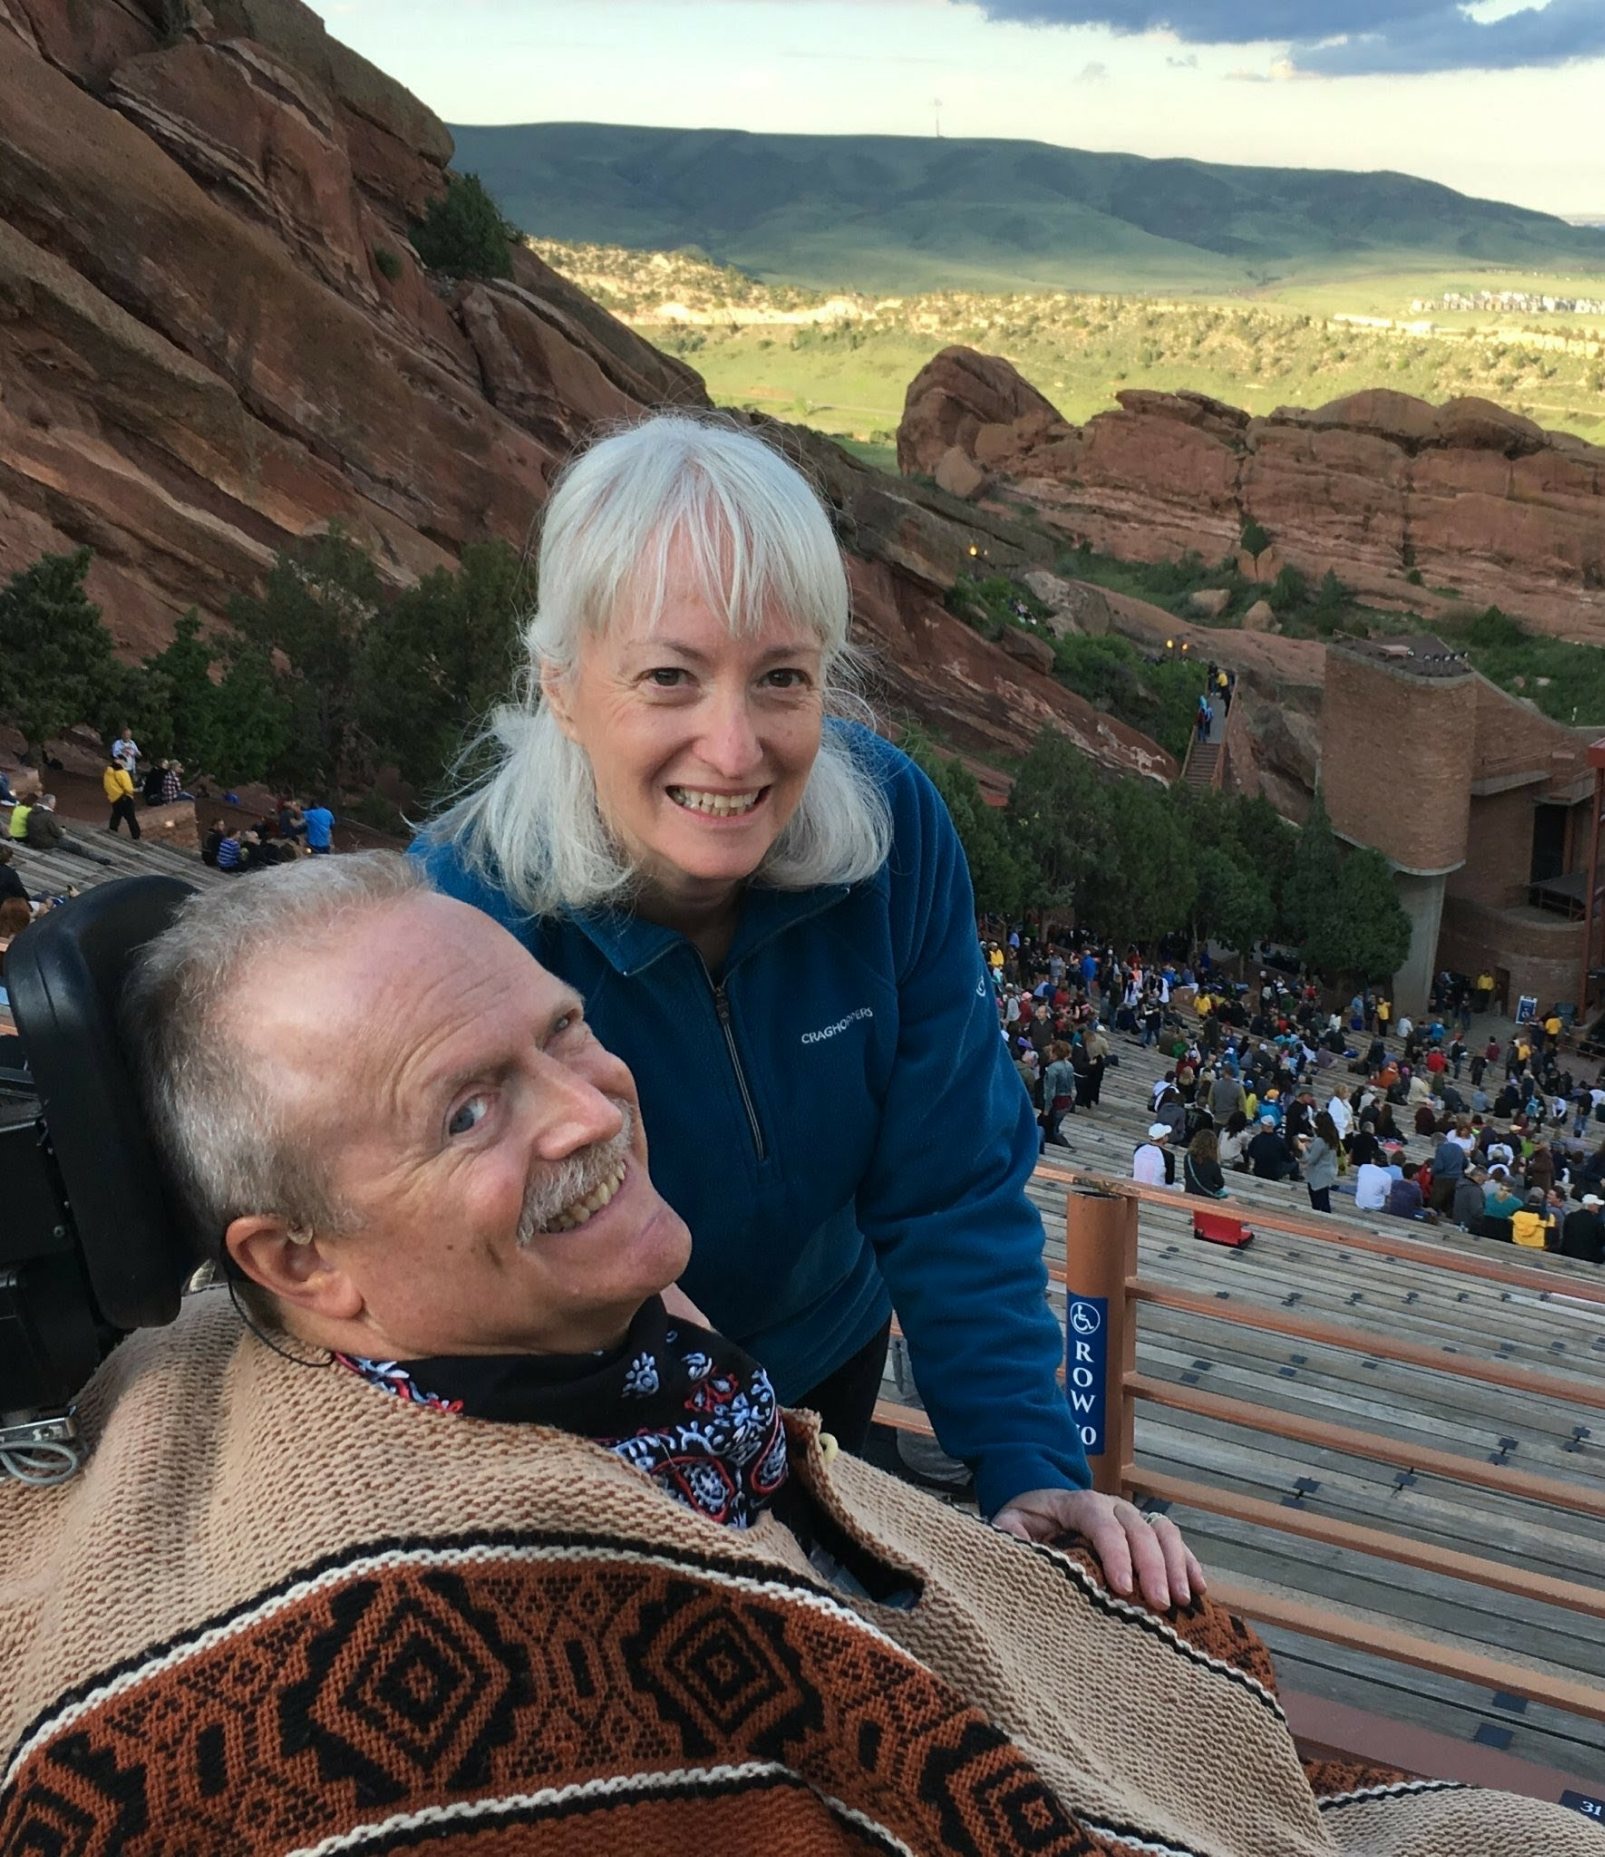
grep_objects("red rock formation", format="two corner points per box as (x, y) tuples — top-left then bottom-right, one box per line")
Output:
(0, 6), (1165, 781)
(896, 346), (1060, 477)
(900, 349), (1605, 639)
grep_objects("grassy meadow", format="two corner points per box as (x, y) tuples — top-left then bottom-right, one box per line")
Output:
(536, 239), (1605, 453)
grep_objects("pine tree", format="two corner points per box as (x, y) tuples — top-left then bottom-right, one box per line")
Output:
(902, 729), (1034, 919)
(0, 549), (118, 758)
(358, 540), (526, 803)
(410, 173), (516, 280)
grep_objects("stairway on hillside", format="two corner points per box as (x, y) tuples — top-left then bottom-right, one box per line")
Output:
(1183, 741), (1220, 790)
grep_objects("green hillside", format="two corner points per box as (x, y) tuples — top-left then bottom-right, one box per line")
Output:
(450, 122), (1605, 295)
(530, 240), (1605, 463)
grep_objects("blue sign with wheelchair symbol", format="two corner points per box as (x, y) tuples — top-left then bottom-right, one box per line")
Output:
(1066, 1296), (1108, 1456)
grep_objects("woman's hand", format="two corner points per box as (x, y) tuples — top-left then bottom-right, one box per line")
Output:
(992, 1487), (1206, 1612)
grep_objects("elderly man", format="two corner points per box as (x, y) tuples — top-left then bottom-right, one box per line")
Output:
(1, 859), (1587, 1855)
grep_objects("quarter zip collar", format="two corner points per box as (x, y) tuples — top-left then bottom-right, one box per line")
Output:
(565, 880), (855, 978)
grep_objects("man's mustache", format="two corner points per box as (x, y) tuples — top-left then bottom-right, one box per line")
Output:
(516, 1099), (636, 1245)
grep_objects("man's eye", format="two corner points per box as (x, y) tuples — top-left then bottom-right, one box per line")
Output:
(447, 1095), (490, 1138)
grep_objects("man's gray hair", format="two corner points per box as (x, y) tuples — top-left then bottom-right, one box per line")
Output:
(121, 852), (428, 1264)
(422, 411), (892, 915)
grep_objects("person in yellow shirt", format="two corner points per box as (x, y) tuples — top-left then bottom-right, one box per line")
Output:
(1475, 969), (1494, 1011)
(1511, 1190), (1557, 1250)
(1543, 1011), (1563, 1051)
(102, 757), (141, 839)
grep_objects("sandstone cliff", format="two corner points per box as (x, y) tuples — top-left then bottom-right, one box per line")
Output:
(899, 348), (1605, 642)
(0, 3), (1168, 781)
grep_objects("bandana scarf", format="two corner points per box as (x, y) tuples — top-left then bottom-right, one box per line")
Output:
(334, 1294), (788, 1529)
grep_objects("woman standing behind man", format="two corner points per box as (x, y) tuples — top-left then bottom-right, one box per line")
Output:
(415, 414), (1198, 1606)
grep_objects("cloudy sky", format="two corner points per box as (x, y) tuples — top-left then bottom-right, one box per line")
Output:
(330, 0), (1605, 215)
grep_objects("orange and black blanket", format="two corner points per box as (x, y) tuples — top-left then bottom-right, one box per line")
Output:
(2, 1296), (1599, 1855)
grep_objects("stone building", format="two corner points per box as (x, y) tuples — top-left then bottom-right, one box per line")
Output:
(1319, 635), (1603, 1018)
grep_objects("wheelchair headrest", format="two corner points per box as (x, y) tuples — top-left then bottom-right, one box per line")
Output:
(8, 874), (198, 1333)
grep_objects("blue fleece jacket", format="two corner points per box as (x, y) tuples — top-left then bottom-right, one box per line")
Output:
(414, 724), (1089, 1515)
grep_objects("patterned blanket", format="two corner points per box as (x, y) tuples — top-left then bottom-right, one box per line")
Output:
(2, 1294), (1599, 1855)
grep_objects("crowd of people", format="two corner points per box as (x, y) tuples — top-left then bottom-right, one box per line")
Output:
(200, 798), (335, 872)
(1, 730), (342, 975)
(990, 928), (1605, 1268)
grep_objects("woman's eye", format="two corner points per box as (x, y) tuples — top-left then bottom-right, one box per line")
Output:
(645, 667), (688, 688)
(447, 1095), (490, 1139)
(762, 668), (812, 689)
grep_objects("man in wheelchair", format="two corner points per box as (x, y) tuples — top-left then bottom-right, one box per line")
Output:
(0, 857), (1597, 1854)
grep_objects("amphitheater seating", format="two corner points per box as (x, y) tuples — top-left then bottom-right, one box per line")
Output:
(876, 1014), (1605, 1783)
(6, 824), (226, 899)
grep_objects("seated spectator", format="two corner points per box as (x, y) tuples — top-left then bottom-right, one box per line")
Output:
(1182, 1127), (1228, 1198)
(1511, 1189), (1558, 1251)
(1152, 1086), (1186, 1143)
(1452, 1166), (1487, 1232)
(1412, 1099), (1439, 1138)
(1217, 1108), (1251, 1170)
(22, 793), (97, 861)
(215, 825), (244, 873)
(1373, 1102), (1405, 1146)
(1386, 1162), (1426, 1220)
(6, 864), (1586, 1853)
(1355, 1158), (1392, 1213)
(1560, 1194), (1605, 1265)
(1481, 1169), (1521, 1239)
(1133, 1122), (1174, 1186)
(1347, 1120), (1382, 1168)
(0, 843), (26, 906)
(1245, 1114), (1295, 1181)
(0, 893), (32, 962)
(201, 818), (227, 867)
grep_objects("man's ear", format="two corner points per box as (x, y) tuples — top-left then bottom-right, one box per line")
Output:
(223, 1215), (364, 1323)
(538, 659), (577, 740)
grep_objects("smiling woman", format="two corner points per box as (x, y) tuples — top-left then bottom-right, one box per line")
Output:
(416, 413), (1201, 1609)
(432, 415), (891, 954)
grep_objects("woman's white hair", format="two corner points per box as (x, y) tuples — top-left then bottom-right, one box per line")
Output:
(423, 412), (891, 916)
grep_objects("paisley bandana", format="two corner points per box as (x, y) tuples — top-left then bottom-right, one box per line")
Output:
(334, 1295), (788, 1530)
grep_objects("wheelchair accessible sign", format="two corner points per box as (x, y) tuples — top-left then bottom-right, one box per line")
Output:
(1066, 1296), (1108, 1457)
